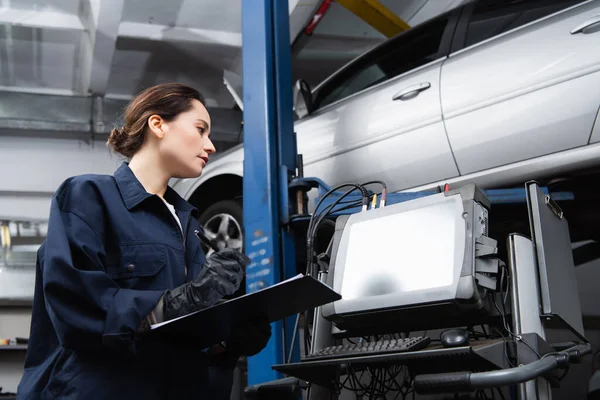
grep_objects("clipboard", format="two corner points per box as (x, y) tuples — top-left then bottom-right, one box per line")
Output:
(526, 181), (585, 341)
(149, 274), (341, 348)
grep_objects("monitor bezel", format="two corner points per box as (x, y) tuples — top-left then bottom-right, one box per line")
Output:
(321, 184), (492, 334)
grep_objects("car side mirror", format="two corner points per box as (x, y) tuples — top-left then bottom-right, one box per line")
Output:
(293, 79), (313, 119)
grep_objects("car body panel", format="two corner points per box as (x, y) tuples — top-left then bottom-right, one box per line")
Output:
(296, 59), (459, 193)
(442, 0), (600, 174)
(406, 141), (600, 193)
(444, 70), (600, 174)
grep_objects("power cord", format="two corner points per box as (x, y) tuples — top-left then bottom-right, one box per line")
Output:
(359, 180), (388, 208)
(306, 180), (387, 278)
(288, 180), (388, 362)
(306, 183), (369, 278)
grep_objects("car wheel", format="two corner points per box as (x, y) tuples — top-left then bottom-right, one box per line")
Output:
(197, 200), (244, 257)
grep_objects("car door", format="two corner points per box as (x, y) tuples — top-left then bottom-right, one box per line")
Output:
(295, 9), (461, 194)
(441, 0), (600, 176)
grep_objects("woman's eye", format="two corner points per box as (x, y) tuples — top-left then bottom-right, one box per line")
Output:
(198, 127), (205, 134)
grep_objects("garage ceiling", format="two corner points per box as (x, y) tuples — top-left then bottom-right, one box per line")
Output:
(0, 0), (466, 106)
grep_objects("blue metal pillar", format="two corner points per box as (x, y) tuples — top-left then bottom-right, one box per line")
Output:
(242, 0), (300, 386)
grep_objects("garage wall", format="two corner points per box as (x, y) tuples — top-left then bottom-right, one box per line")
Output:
(0, 136), (122, 394)
(0, 308), (31, 394)
(0, 136), (123, 220)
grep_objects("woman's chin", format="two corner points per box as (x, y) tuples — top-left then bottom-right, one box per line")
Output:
(172, 165), (204, 180)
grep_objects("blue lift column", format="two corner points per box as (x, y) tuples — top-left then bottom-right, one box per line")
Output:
(242, 0), (300, 386)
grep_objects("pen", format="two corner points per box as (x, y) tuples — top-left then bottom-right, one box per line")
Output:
(194, 229), (220, 253)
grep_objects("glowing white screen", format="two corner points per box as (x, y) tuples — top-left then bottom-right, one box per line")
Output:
(340, 200), (460, 300)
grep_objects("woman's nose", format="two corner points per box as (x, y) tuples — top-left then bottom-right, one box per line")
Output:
(205, 138), (216, 154)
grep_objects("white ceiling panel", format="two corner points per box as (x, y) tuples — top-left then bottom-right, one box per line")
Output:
(8, 0), (80, 14)
(0, 26), (81, 91)
(122, 0), (242, 33)
(108, 37), (235, 107)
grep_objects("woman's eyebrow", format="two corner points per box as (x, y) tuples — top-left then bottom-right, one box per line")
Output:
(196, 119), (210, 129)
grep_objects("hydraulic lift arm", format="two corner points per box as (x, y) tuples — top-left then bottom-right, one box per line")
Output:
(336, 0), (410, 38)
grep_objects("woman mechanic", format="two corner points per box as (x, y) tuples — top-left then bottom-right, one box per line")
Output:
(17, 83), (271, 399)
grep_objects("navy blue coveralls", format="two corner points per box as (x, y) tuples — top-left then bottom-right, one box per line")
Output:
(18, 162), (237, 400)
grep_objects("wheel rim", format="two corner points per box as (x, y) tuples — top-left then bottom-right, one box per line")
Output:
(202, 213), (243, 256)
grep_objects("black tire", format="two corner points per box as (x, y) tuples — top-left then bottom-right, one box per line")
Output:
(198, 199), (245, 298)
(198, 199), (244, 251)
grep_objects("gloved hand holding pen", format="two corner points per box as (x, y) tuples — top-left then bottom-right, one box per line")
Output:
(160, 249), (249, 321)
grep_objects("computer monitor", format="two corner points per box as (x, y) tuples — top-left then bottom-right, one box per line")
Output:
(321, 184), (499, 336)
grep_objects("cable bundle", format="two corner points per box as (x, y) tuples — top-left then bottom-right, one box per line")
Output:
(305, 180), (387, 279)
(287, 180), (387, 363)
(336, 364), (413, 399)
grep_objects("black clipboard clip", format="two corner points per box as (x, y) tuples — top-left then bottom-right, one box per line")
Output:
(545, 194), (563, 219)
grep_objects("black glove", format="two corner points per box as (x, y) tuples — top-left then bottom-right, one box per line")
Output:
(162, 249), (249, 321)
(224, 315), (272, 357)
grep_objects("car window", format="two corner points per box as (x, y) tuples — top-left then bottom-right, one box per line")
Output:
(317, 65), (386, 108)
(464, 0), (586, 48)
(312, 15), (452, 111)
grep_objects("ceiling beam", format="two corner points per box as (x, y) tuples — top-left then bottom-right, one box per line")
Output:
(118, 22), (242, 47)
(336, 0), (410, 38)
(0, 7), (83, 31)
(77, 0), (125, 95)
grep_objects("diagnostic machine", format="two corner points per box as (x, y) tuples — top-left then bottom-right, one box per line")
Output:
(265, 183), (590, 400)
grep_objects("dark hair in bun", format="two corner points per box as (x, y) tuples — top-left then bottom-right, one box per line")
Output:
(107, 82), (206, 158)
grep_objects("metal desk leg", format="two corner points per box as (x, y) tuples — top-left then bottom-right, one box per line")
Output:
(307, 272), (338, 400)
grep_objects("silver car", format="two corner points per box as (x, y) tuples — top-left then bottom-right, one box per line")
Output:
(172, 0), (600, 253)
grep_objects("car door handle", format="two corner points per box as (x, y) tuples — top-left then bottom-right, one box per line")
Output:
(393, 82), (431, 101)
(571, 14), (600, 34)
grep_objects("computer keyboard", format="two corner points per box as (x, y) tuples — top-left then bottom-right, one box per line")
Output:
(303, 336), (431, 361)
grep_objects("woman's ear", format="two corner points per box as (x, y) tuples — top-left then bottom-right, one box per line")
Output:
(147, 115), (164, 139)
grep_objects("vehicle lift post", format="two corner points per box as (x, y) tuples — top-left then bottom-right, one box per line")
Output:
(241, 0), (300, 387)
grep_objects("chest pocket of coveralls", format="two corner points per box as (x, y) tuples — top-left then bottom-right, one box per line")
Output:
(108, 243), (167, 290)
